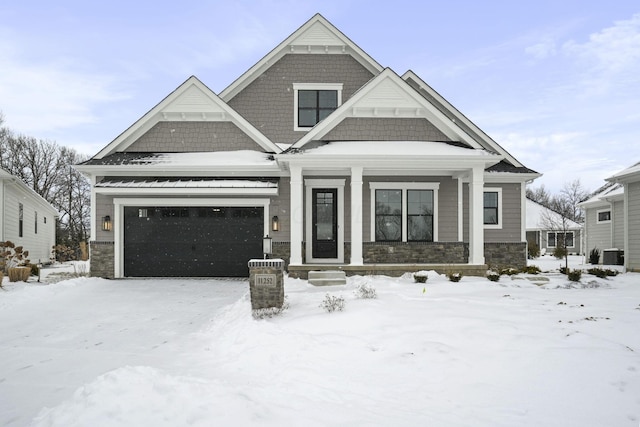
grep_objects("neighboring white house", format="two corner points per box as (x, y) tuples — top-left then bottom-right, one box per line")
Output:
(525, 197), (582, 256)
(601, 162), (640, 271)
(0, 169), (58, 264)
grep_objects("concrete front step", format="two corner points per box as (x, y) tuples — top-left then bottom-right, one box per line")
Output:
(308, 270), (347, 286)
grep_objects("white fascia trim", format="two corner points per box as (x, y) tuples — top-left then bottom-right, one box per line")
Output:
(112, 197), (271, 278)
(75, 165), (282, 177)
(95, 187), (279, 196)
(369, 182), (440, 242)
(293, 83), (343, 132)
(483, 187), (503, 229)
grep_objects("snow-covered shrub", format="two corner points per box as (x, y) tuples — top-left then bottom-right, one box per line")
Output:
(487, 271), (500, 282)
(587, 268), (607, 278)
(320, 294), (345, 312)
(413, 272), (428, 283)
(567, 269), (582, 282)
(523, 265), (541, 274)
(500, 267), (519, 276)
(448, 272), (462, 282)
(354, 282), (377, 299)
(252, 297), (290, 319)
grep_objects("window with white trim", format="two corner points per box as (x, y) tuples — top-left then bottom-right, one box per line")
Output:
(483, 188), (502, 229)
(547, 231), (574, 248)
(370, 183), (439, 242)
(293, 83), (342, 131)
(596, 209), (611, 224)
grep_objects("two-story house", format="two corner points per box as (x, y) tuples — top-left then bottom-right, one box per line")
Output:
(76, 14), (540, 278)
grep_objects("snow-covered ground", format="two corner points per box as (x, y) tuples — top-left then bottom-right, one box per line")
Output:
(1, 257), (639, 426)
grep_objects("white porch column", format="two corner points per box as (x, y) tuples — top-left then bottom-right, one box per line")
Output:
(350, 166), (364, 265)
(289, 166), (303, 265)
(468, 166), (485, 264)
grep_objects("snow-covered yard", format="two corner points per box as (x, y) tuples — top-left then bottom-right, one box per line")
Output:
(1, 257), (639, 426)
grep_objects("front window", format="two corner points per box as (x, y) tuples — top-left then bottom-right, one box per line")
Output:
(375, 190), (402, 241)
(484, 192), (499, 225)
(407, 190), (434, 241)
(371, 183), (439, 242)
(293, 83), (342, 131)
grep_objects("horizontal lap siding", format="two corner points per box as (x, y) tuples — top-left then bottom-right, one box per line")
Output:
(628, 182), (640, 270)
(485, 183), (523, 242)
(584, 207), (611, 256)
(613, 200), (625, 249)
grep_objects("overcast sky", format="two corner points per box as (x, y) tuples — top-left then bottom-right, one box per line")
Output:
(1, 0), (638, 193)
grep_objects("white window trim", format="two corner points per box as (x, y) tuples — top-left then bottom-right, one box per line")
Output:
(483, 187), (502, 229)
(596, 208), (612, 224)
(293, 83), (343, 131)
(112, 197), (271, 278)
(547, 231), (575, 248)
(369, 182), (440, 242)
(305, 179), (345, 264)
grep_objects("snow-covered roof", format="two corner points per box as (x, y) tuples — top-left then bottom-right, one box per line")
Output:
(96, 178), (277, 189)
(526, 198), (581, 230)
(578, 181), (624, 207)
(607, 161), (640, 183)
(81, 150), (276, 167)
(300, 140), (492, 157)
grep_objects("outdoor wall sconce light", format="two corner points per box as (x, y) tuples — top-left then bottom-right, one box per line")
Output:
(102, 215), (112, 231)
(272, 215), (280, 232)
(263, 235), (273, 259)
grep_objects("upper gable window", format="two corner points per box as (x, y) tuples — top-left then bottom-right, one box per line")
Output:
(293, 83), (342, 131)
(596, 209), (611, 224)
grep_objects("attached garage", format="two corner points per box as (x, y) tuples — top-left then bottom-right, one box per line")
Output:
(123, 206), (264, 277)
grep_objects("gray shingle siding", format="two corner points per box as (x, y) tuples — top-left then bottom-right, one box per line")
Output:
(322, 118), (451, 141)
(227, 54), (375, 144)
(628, 181), (640, 270)
(127, 121), (264, 152)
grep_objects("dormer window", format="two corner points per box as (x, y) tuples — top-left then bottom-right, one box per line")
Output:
(293, 83), (342, 131)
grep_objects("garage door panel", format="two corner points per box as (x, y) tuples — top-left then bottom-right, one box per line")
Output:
(124, 206), (263, 277)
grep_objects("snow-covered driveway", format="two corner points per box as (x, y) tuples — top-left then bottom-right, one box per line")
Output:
(0, 278), (247, 426)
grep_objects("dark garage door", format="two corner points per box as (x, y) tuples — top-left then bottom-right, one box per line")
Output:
(124, 206), (263, 277)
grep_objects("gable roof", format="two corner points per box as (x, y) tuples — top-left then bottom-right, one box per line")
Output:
(526, 198), (581, 230)
(0, 169), (59, 216)
(578, 181), (624, 207)
(93, 76), (281, 159)
(219, 13), (384, 102)
(402, 70), (526, 169)
(606, 161), (640, 183)
(290, 68), (486, 150)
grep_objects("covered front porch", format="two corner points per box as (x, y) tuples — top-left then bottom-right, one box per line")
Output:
(287, 263), (489, 279)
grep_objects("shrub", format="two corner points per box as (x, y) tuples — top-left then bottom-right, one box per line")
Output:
(487, 271), (500, 282)
(8, 267), (31, 282)
(500, 267), (519, 276)
(448, 272), (462, 282)
(567, 269), (582, 282)
(559, 266), (569, 275)
(413, 272), (428, 283)
(587, 268), (607, 278)
(605, 269), (619, 277)
(589, 248), (600, 265)
(320, 294), (345, 313)
(253, 297), (290, 319)
(0, 241), (30, 273)
(354, 282), (377, 299)
(52, 244), (77, 262)
(523, 265), (541, 275)
(527, 240), (540, 259)
(553, 246), (567, 259)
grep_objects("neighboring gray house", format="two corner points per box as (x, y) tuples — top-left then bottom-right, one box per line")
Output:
(76, 14), (540, 279)
(0, 169), (58, 264)
(593, 162), (640, 271)
(525, 198), (582, 256)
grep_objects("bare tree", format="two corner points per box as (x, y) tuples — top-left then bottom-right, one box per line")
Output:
(540, 195), (577, 272)
(526, 184), (552, 207)
(559, 179), (589, 223)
